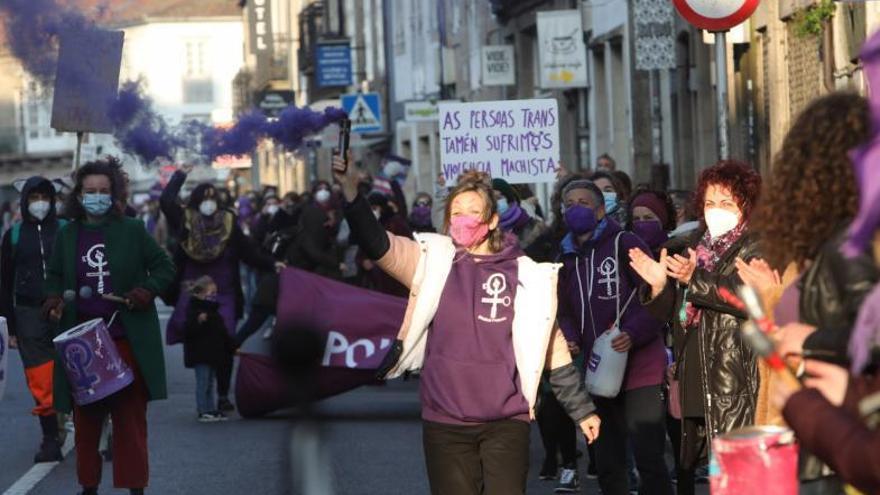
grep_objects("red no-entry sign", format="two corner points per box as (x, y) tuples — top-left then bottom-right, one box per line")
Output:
(673, 0), (760, 31)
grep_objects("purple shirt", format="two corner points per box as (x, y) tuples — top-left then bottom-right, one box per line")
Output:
(557, 219), (667, 392)
(420, 236), (530, 425)
(76, 226), (125, 338)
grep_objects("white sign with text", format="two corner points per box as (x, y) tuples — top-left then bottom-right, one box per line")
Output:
(481, 46), (515, 86)
(438, 99), (560, 185)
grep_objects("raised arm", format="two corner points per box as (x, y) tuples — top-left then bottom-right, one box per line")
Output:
(160, 169), (188, 235)
(334, 153), (420, 288)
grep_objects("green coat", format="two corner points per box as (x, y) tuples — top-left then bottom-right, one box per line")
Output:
(46, 216), (176, 413)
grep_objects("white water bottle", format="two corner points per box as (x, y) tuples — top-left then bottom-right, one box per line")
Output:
(585, 326), (628, 398)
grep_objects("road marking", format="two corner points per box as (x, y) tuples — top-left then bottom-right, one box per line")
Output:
(2, 434), (74, 495)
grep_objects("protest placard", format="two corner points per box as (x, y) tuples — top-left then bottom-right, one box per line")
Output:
(438, 99), (560, 185)
(50, 28), (124, 133)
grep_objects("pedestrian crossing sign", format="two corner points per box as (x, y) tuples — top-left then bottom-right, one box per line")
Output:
(341, 92), (382, 133)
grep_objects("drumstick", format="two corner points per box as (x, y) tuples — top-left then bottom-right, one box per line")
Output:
(718, 287), (801, 390)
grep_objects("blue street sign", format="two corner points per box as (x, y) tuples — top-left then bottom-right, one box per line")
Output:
(341, 93), (382, 133)
(316, 43), (352, 87)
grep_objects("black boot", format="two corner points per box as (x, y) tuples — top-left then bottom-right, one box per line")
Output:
(34, 414), (63, 463)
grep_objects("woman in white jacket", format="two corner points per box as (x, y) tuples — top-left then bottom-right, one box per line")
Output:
(332, 153), (600, 495)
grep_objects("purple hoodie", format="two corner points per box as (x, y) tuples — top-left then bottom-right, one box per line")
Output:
(420, 234), (531, 425)
(557, 218), (666, 392)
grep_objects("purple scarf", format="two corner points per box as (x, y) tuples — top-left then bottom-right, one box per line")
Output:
(499, 203), (530, 232)
(684, 223), (747, 329)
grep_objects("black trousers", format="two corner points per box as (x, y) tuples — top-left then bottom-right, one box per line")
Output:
(423, 419), (529, 495)
(593, 385), (674, 495)
(676, 417), (708, 495)
(536, 391), (577, 468)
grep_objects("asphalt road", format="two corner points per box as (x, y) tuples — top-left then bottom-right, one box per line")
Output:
(0, 307), (707, 495)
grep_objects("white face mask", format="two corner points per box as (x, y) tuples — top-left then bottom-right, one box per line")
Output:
(704, 208), (740, 238)
(266, 204), (280, 216)
(315, 190), (331, 204)
(28, 200), (51, 221)
(199, 200), (218, 217)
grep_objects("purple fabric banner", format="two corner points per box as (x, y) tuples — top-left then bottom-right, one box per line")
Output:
(236, 268), (407, 417)
(276, 268), (405, 370)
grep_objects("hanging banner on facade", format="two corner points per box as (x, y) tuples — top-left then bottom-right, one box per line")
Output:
(316, 42), (353, 87)
(537, 10), (588, 89)
(248, 0), (273, 83)
(634, 0), (676, 71)
(481, 46), (515, 86)
(438, 99), (560, 185)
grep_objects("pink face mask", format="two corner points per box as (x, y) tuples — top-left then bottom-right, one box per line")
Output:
(449, 214), (489, 248)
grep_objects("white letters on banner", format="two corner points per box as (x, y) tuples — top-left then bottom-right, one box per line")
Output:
(439, 99), (560, 185)
(537, 10), (589, 89)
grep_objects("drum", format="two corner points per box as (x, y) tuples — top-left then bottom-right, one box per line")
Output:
(710, 426), (798, 495)
(53, 318), (134, 405)
(0, 317), (8, 401)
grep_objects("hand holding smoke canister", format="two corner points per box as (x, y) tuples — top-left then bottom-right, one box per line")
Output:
(336, 118), (351, 171)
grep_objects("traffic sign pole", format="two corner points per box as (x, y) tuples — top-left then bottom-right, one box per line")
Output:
(673, 0), (759, 161)
(715, 31), (729, 160)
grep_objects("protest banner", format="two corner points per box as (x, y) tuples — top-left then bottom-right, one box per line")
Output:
(236, 268), (406, 417)
(438, 98), (560, 185)
(50, 28), (124, 133)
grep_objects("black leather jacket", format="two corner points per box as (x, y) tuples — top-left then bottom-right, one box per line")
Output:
(799, 227), (879, 366)
(644, 229), (760, 439)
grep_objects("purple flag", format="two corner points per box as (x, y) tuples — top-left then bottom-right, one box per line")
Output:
(844, 29), (880, 257)
(236, 268), (407, 417)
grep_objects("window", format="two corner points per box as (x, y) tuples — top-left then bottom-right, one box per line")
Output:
(183, 79), (214, 104)
(184, 40), (214, 104)
(185, 40), (209, 77)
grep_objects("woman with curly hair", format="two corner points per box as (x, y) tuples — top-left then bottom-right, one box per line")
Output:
(42, 157), (176, 495)
(749, 92), (877, 366)
(748, 93), (878, 493)
(629, 160), (762, 495)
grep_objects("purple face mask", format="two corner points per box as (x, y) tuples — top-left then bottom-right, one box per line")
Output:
(632, 220), (668, 249)
(410, 205), (432, 227)
(563, 205), (597, 235)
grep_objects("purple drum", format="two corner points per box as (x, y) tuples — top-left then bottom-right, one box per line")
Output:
(52, 318), (134, 405)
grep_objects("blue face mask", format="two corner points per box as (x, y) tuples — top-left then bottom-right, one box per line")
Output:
(81, 193), (112, 217)
(603, 191), (619, 213)
(497, 198), (509, 215)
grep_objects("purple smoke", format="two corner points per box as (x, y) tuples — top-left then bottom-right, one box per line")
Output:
(198, 107), (347, 162)
(2, 0), (348, 165)
(0, 0), (98, 82)
(108, 81), (183, 164)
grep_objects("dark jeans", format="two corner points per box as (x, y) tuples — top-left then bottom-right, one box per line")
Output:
(536, 391), (577, 468)
(593, 385), (674, 495)
(216, 353), (233, 398)
(423, 419), (529, 495)
(233, 306), (273, 348)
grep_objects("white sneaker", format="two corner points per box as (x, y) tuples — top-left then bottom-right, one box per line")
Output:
(197, 412), (227, 423)
(555, 468), (580, 493)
